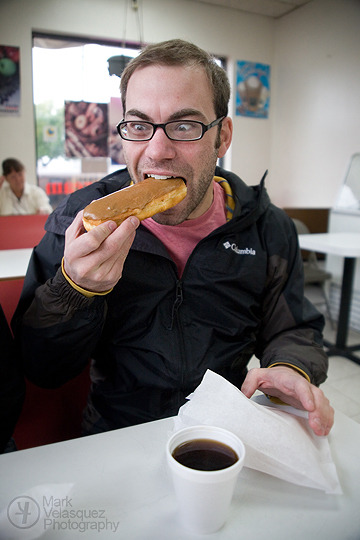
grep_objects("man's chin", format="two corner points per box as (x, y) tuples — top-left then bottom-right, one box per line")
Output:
(152, 209), (186, 226)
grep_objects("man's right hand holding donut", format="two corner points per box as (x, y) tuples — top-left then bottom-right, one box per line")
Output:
(63, 210), (139, 293)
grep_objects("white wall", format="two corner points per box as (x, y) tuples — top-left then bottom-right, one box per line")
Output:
(270, 0), (360, 207)
(0, 0), (359, 209)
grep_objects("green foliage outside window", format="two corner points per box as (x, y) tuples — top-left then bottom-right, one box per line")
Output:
(35, 101), (65, 161)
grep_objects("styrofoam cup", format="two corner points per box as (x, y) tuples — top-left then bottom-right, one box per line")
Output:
(166, 425), (245, 534)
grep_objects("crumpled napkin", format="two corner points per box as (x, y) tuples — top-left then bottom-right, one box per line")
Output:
(173, 370), (342, 494)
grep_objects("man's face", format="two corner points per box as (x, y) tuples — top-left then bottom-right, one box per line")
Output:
(6, 168), (25, 195)
(122, 64), (232, 225)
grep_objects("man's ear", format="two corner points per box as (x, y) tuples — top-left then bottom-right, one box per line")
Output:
(217, 116), (233, 159)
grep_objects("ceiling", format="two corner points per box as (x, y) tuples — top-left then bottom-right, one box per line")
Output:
(187, 0), (313, 18)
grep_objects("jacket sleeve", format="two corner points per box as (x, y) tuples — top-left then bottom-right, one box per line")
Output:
(255, 209), (329, 386)
(12, 231), (107, 388)
(12, 169), (131, 389)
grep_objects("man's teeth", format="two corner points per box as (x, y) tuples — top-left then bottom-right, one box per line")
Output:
(146, 174), (176, 180)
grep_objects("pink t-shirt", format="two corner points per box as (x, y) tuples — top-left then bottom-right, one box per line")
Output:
(142, 180), (227, 276)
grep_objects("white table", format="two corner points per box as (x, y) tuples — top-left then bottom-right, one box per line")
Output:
(1, 413), (360, 540)
(0, 248), (32, 280)
(299, 232), (360, 363)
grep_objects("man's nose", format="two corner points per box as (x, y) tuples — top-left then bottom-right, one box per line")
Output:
(144, 126), (177, 160)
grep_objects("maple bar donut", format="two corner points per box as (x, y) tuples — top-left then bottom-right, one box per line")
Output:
(82, 176), (187, 231)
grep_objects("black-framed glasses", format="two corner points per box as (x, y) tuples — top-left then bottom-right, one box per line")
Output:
(116, 116), (225, 142)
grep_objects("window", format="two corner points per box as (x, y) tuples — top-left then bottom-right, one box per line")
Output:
(33, 33), (140, 208)
(32, 33), (226, 208)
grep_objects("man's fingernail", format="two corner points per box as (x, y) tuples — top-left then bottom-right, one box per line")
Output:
(130, 217), (140, 227)
(314, 418), (325, 433)
(107, 221), (117, 232)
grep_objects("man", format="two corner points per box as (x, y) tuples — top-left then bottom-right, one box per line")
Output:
(13, 39), (333, 438)
(0, 158), (53, 215)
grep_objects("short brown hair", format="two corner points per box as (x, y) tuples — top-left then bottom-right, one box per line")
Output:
(120, 39), (230, 119)
(2, 158), (24, 176)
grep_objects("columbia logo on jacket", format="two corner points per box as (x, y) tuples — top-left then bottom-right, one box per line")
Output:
(223, 241), (256, 255)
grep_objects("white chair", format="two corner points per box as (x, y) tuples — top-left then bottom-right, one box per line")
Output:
(292, 218), (334, 326)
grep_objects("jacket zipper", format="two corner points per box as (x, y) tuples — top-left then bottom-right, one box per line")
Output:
(169, 280), (183, 331)
(168, 279), (190, 394)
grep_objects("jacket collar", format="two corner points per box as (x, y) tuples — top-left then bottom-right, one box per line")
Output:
(214, 166), (270, 230)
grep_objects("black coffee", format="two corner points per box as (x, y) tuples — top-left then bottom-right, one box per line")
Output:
(172, 438), (238, 471)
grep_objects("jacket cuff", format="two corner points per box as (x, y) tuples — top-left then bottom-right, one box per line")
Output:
(50, 267), (99, 309)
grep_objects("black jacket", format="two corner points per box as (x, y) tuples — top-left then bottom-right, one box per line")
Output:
(13, 166), (328, 433)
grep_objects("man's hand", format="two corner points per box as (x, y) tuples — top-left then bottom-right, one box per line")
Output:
(63, 210), (139, 293)
(241, 365), (334, 436)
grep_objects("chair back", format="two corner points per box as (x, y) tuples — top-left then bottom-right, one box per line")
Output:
(292, 218), (310, 236)
(0, 214), (47, 249)
(0, 215), (47, 324)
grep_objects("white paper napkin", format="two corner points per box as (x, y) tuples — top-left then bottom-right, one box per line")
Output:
(173, 370), (342, 494)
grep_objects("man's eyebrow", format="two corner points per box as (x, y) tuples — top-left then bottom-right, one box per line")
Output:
(125, 108), (207, 122)
(125, 109), (150, 121)
(168, 109), (207, 122)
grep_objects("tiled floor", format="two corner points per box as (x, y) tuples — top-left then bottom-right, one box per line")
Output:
(249, 283), (360, 424)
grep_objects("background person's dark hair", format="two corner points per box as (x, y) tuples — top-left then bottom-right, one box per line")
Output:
(120, 39), (230, 120)
(2, 158), (24, 176)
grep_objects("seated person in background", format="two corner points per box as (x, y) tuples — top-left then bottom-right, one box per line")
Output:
(0, 304), (25, 453)
(13, 39), (333, 440)
(0, 157), (53, 215)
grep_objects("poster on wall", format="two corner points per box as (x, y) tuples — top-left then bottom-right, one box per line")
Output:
(109, 97), (125, 165)
(0, 45), (20, 115)
(64, 101), (109, 157)
(236, 61), (270, 118)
